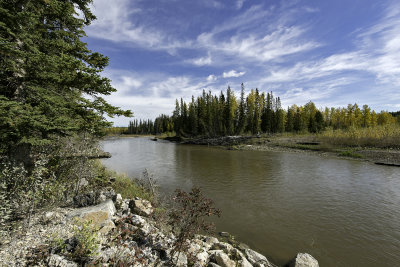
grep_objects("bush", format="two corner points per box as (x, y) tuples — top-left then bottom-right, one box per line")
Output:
(168, 187), (221, 261)
(70, 219), (101, 261)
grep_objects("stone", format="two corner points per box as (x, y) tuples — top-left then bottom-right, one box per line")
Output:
(288, 253), (319, 267)
(213, 250), (235, 267)
(244, 248), (272, 267)
(171, 252), (188, 266)
(67, 199), (116, 231)
(47, 254), (77, 267)
(208, 263), (221, 267)
(98, 220), (116, 234)
(195, 251), (209, 267)
(238, 257), (253, 267)
(129, 199), (153, 217)
(211, 242), (234, 254)
(204, 236), (219, 246)
(73, 191), (99, 207)
(114, 193), (123, 209)
(219, 232), (230, 237)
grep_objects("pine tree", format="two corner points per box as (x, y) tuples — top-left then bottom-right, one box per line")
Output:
(0, 0), (131, 155)
(236, 83), (246, 135)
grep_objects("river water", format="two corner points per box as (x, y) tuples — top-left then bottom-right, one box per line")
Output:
(101, 137), (400, 267)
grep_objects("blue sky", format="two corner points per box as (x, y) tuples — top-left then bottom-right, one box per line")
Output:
(84, 0), (400, 126)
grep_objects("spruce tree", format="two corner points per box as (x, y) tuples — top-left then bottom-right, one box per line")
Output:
(0, 0), (131, 155)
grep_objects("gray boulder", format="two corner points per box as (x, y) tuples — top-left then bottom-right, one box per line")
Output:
(67, 199), (116, 233)
(288, 253), (319, 267)
(244, 248), (272, 267)
(129, 198), (153, 216)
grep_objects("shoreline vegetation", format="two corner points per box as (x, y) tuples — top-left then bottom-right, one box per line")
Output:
(1, 161), (318, 267)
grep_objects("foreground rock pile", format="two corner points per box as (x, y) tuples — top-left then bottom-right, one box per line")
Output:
(0, 189), (319, 267)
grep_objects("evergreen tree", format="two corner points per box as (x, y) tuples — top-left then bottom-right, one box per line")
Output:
(0, 0), (131, 155)
(236, 83), (246, 135)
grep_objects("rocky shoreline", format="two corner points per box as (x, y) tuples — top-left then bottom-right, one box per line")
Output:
(0, 187), (319, 267)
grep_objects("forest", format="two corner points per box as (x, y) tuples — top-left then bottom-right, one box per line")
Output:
(125, 84), (399, 137)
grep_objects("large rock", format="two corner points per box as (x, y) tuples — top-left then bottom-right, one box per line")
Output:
(67, 199), (116, 233)
(288, 253), (319, 267)
(129, 198), (153, 216)
(244, 248), (272, 267)
(214, 250), (235, 267)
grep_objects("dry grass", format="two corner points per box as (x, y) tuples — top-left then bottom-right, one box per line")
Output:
(319, 124), (400, 148)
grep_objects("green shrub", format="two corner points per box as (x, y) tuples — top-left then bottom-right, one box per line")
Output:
(70, 219), (101, 261)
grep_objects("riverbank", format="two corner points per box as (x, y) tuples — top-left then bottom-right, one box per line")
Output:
(0, 172), (319, 267)
(164, 135), (400, 166)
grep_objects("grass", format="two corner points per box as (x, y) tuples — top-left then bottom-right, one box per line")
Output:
(319, 124), (400, 149)
(338, 150), (364, 159)
(93, 160), (153, 202)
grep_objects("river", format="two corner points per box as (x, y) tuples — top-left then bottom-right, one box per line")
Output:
(101, 137), (400, 267)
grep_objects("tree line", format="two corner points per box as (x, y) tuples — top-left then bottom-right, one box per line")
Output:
(127, 84), (399, 137)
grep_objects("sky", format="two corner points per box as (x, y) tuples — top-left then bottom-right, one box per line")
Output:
(83, 0), (400, 126)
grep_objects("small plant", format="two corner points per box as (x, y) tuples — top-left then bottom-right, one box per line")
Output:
(168, 187), (221, 262)
(49, 234), (67, 254)
(69, 219), (101, 261)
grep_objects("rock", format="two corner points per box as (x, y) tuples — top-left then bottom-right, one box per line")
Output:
(114, 193), (123, 209)
(219, 232), (230, 237)
(47, 254), (78, 267)
(211, 242), (234, 254)
(288, 253), (319, 267)
(73, 191), (99, 207)
(213, 250), (235, 267)
(120, 199), (130, 214)
(244, 248), (272, 267)
(98, 193), (107, 202)
(195, 251), (209, 266)
(129, 199), (153, 217)
(101, 188), (116, 199)
(171, 252), (188, 266)
(67, 199), (116, 233)
(98, 220), (115, 234)
(238, 257), (253, 267)
(208, 263), (221, 267)
(204, 236), (219, 246)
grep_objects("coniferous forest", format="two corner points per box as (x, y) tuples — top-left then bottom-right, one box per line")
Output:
(126, 84), (399, 137)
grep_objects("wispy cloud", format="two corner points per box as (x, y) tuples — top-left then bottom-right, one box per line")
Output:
(196, 4), (319, 64)
(223, 70), (245, 78)
(207, 74), (217, 82)
(261, 1), (400, 90)
(188, 54), (213, 66)
(236, 0), (246, 10)
(87, 0), (191, 51)
(203, 0), (224, 9)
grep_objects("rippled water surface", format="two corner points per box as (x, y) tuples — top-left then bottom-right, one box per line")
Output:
(102, 137), (400, 266)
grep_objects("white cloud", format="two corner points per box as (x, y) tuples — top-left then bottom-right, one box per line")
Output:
(223, 70), (245, 78)
(189, 54), (213, 66)
(207, 74), (217, 82)
(203, 0), (223, 9)
(87, 0), (191, 51)
(261, 1), (400, 90)
(196, 5), (319, 63)
(236, 0), (245, 10)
